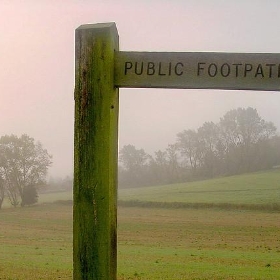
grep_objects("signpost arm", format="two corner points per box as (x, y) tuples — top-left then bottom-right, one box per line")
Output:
(73, 23), (119, 279)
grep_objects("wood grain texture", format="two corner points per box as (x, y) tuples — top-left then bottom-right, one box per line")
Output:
(74, 22), (119, 280)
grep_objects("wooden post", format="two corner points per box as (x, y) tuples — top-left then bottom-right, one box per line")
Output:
(73, 23), (119, 279)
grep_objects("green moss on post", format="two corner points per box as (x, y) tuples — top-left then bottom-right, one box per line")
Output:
(74, 23), (119, 279)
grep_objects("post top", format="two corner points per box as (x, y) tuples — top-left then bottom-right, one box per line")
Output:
(76, 22), (117, 31)
(76, 22), (118, 38)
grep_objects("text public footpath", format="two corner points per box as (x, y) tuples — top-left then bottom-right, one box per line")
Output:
(124, 61), (280, 78)
(114, 52), (280, 90)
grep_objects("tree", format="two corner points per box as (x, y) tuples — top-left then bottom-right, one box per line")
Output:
(220, 107), (276, 147)
(197, 122), (220, 177)
(149, 149), (169, 184)
(165, 144), (182, 183)
(219, 107), (276, 173)
(175, 107), (277, 178)
(119, 144), (148, 172)
(176, 129), (203, 176)
(119, 144), (149, 187)
(0, 134), (52, 207)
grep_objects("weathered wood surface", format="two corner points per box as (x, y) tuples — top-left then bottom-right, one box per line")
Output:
(115, 51), (280, 91)
(74, 22), (119, 280)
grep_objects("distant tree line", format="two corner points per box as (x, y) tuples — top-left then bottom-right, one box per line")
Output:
(47, 176), (73, 192)
(119, 107), (280, 188)
(0, 134), (52, 209)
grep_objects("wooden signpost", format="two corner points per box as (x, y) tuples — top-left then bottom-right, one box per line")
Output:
(74, 23), (118, 280)
(74, 22), (280, 279)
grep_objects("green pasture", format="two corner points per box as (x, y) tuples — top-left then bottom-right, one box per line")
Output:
(1, 169), (280, 279)
(119, 169), (280, 207)
(118, 206), (280, 280)
(1, 204), (280, 279)
(0, 204), (73, 279)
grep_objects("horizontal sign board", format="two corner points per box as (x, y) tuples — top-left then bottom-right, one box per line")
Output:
(115, 52), (280, 91)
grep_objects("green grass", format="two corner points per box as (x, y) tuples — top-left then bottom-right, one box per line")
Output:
(0, 204), (73, 279)
(1, 203), (280, 279)
(118, 207), (280, 280)
(1, 169), (280, 279)
(118, 169), (280, 207)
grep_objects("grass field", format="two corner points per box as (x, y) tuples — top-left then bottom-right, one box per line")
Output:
(119, 169), (280, 209)
(0, 204), (73, 279)
(118, 207), (280, 280)
(1, 204), (279, 280)
(0, 169), (280, 279)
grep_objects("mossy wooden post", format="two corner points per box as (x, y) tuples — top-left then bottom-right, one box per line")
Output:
(74, 23), (119, 279)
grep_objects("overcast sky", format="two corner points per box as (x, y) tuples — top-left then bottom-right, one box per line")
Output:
(1, 0), (280, 177)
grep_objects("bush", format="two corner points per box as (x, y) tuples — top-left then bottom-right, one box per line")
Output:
(21, 185), (38, 206)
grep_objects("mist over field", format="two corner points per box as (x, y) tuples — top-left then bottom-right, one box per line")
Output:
(1, 1), (280, 178)
(2, 3), (280, 279)
(120, 89), (280, 155)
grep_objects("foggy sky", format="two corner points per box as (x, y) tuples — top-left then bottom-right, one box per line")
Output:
(1, 0), (280, 177)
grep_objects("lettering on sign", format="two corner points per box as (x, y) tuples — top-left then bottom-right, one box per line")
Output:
(115, 52), (280, 91)
(124, 61), (184, 76)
